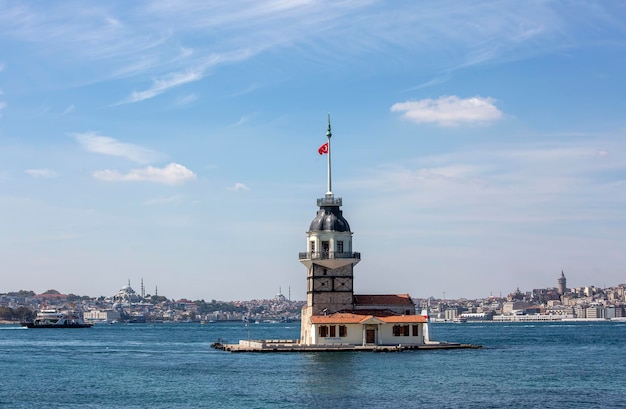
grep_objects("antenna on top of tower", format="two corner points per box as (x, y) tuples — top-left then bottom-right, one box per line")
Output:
(326, 113), (333, 196)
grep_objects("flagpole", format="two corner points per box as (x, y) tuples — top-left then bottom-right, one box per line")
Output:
(326, 113), (332, 195)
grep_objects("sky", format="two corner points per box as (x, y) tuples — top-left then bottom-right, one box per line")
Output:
(1, 1), (626, 301)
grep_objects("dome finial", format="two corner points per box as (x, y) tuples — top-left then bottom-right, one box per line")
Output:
(326, 113), (332, 138)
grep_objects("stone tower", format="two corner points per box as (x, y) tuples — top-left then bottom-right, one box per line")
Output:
(299, 117), (361, 340)
(557, 270), (567, 296)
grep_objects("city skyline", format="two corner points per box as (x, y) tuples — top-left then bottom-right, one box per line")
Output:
(3, 273), (623, 303)
(1, 2), (626, 301)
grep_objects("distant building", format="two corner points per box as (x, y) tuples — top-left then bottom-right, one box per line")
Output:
(273, 287), (287, 302)
(586, 305), (604, 319)
(110, 281), (143, 305)
(84, 309), (120, 324)
(557, 270), (567, 296)
(503, 302), (528, 315)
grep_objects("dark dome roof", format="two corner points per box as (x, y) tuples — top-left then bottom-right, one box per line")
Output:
(309, 207), (351, 232)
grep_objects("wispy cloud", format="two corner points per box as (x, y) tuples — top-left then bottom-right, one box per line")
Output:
(2, 1), (616, 100)
(350, 140), (626, 225)
(116, 68), (205, 105)
(93, 163), (197, 185)
(174, 93), (197, 106)
(61, 105), (75, 115)
(228, 182), (250, 191)
(391, 96), (503, 126)
(0, 86), (5, 118)
(228, 113), (258, 128)
(114, 49), (255, 105)
(25, 169), (58, 179)
(71, 131), (162, 164)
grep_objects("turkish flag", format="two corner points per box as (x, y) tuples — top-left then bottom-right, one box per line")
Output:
(318, 142), (329, 155)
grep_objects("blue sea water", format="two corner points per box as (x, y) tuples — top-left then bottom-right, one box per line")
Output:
(1, 321), (625, 409)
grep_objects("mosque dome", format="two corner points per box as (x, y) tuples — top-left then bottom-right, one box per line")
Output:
(309, 206), (351, 232)
(112, 282), (141, 304)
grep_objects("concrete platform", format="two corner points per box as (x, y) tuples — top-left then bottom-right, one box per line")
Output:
(211, 339), (482, 352)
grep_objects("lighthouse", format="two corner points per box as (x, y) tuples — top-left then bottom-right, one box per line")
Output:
(298, 116), (427, 347)
(211, 116), (479, 351)
(299, 117), (361, 341)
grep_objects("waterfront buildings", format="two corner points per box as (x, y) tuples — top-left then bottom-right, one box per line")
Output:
(429, 272), (625, 322)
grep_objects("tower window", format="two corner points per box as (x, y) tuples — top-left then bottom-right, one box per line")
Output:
(337, 241), (344, 253)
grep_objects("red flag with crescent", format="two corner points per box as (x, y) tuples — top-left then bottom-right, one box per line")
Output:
(318, 142), (329, 155)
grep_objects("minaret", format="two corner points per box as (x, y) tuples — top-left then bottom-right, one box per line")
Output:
(557, 270), (567, 296)
(299, 116), (361, 340)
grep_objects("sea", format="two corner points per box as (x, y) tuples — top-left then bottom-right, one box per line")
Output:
(1, 321), (625, 409)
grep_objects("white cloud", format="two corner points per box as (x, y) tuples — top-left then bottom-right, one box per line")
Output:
(390, 96), (503, 126)
(0, 101), (6, 117)
(62, 105), (75, 114)
(25, 169), (58, 179)
(93, 163), (196, 185)
(71, 131), (162, 164)
(228, 182), (250, 191)
(117, 68), (204, 105)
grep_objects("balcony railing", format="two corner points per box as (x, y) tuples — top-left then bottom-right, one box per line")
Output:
(298, 251), (361, 260)
(317, 197), (342, 207)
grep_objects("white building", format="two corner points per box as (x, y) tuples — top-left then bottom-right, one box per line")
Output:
(84, 309), (120, 324)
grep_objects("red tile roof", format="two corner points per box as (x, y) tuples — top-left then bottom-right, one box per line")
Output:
(353, 294), (414, 306)
(309, 312), (426, 324)
(378, 315), (427, 323)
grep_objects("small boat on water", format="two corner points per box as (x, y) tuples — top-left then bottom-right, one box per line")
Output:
(21, 309), (93, 328)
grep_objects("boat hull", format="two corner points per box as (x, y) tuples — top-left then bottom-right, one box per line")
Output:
(21, 322), (93, 328)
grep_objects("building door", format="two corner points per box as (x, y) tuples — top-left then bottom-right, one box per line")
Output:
(366, 329), (376, 344)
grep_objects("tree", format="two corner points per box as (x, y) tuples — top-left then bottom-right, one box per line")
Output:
(67, 293), (80, 302)
(148, 295), (168, 304)
(14, 307), (34, 321)
(6, 290), (36, 297)
(0, 306), (35, 321)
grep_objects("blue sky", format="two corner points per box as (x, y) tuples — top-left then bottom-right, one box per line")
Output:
(1, 1), (625, 301)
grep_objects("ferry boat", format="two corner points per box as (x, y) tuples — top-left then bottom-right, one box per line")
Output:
(21, 309), (93, 328)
